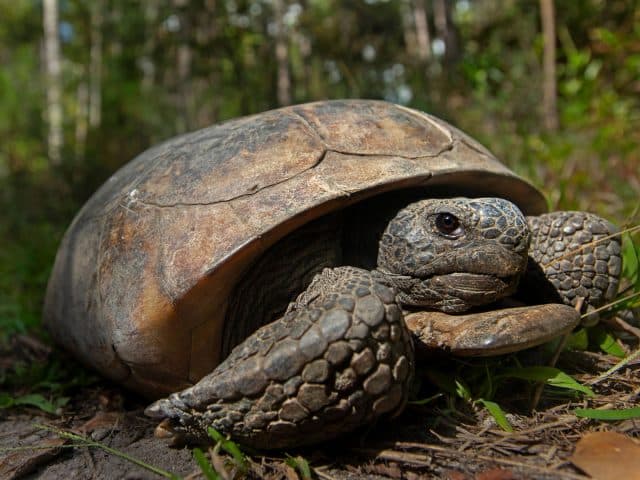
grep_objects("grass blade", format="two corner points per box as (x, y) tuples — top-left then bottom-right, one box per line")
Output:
(35, 423), (182, 479)
(622, 231), (639, 287)
(207, 427), (248, 473)
(477, 399), (513, 432)
(408, 393), (443, 406)
(192, 448), (221, 480)
(0, 393), (69, 415)
(588, 347), (640, 385)
(590, 326), (626, 358)
(286, 455), (313, 480)
(574, 407), (640, 420)
(15, 394), (69, 414)
(498, 367), (595, 397)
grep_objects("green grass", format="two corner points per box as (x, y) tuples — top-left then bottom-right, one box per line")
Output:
(0, 351), (97, 415)
(32, 424), (182, 479)
(417, 228), (640, 433)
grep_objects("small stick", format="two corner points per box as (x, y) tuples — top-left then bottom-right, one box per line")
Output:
(541, 224), (640, 269)
(587, 347), (640, 386)
(530, 298), (584, 411)
(611, 315), (640, 340)
(581, 291), (640, 319)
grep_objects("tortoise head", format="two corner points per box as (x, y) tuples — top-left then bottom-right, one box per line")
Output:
(376, 197), (530, 313)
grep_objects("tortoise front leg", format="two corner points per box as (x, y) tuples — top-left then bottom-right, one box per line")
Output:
(521, 211), (622, 324)
(146, 266), (414, 449)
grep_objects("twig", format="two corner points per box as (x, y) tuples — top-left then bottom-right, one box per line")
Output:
(587, 348), (640, 386)
(354, 445), (589, 479)
(530, 298), (584, 411)
(482, 384), (640, 452)
(542, 224), (640, 269)
(314, 466), (339, 480)
(611, 316), (640, 340)
(0, 444), (85, 453)
(582, 291), (640, 319)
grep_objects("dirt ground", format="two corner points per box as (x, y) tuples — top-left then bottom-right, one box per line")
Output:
(1, 333), (639, 480)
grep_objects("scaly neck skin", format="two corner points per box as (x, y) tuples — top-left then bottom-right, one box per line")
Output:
(376, 197), (530, 313)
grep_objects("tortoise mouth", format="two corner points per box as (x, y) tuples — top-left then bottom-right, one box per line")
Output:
(430, 272), (518, 290)
(388, 271), (521, 313)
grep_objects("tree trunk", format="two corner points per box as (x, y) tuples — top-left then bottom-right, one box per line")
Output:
(89, 0), (104, 129)
(173, 1), (193, 133)
(413, 0), (431, 61)
(43, 0), (63, 165)
(540, 0), (558, 131)
(273, 0), (292, 106)
(201, 0), (220, 125)
(75, 81), (88, 160)
(141, 2), (159, 92)
(176, 40), (193, 131)
(401, 1), (417, 58)
(433, 0), (459, 64)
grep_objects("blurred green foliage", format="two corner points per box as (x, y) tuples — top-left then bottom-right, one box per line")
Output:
(0, 0), (638, 339)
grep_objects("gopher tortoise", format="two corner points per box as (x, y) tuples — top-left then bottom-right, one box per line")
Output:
(44, 100), (621, 449)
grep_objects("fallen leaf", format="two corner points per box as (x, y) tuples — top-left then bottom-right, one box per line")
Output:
(0, 437), (67, 480)
(365, 461), (403, 478)
(475, 467), (517, 480)
(406, 472), (428, 480)
(76, 411), (123, 434)
(571, 431), (640, 480)
(443, 470), (470, 480)
(282, 463), (299, 480)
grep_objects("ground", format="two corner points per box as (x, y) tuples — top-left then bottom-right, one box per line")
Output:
(1, 330), (638, 480)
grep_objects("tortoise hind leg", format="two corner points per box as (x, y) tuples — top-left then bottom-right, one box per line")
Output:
(146, 266), (414, 449)
(521, 211), (622, 324)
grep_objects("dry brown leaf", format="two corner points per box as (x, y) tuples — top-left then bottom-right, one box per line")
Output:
(0, 437), (67, 480)
(75, 410), (123, 434)
(364, 461), (403, 478)
(443, 470), (470, 480)
(571, 431), (640, 480)
(209, 446), (233, 480)
(475, 467), (517, 480)
(281, 463), (299, 480)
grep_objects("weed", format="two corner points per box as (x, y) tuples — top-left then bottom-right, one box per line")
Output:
(35, 424), (182, 479)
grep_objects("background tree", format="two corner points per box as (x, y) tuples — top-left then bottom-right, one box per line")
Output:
(540, 0), (558, 131)
(0, 0), (638, 338)
(43, 0), (63, 165)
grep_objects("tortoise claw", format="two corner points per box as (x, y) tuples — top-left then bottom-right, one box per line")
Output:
(153, 419), (175, 439)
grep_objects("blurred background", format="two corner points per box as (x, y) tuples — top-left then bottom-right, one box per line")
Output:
(1, 0), (638, 338)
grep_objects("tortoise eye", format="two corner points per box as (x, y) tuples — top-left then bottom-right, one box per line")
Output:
(435, 212), (462, 236)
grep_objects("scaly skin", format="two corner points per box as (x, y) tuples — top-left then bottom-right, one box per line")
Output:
(522, 212), (621, 325)
(146, 198), (621, 449)
(376, 197), (529, 312)
(147, 267), (412, 448)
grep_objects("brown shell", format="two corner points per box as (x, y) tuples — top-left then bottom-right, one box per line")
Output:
(44, 100), (546, 397)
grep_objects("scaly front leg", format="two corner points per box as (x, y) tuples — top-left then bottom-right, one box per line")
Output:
(146, 267), (414, 449)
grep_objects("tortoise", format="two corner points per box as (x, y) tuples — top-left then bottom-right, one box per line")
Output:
(44, 100), (622, 449)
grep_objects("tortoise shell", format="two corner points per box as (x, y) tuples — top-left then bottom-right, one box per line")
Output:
(44, 100), (546, 397)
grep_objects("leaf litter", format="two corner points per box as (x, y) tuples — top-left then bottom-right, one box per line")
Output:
(1, 325), (638, 480)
